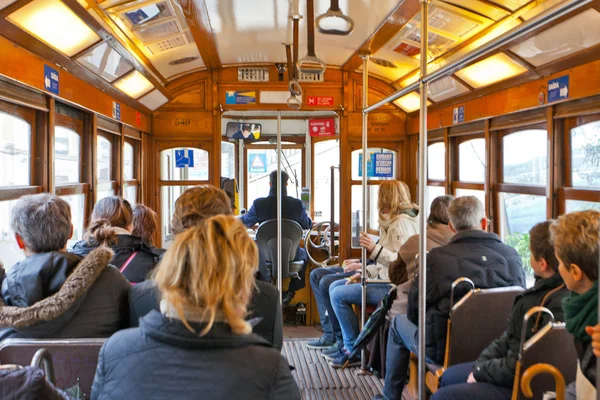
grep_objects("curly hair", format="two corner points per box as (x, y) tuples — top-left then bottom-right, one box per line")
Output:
(170, 185), (232, 236)
(550, 210), (599, 281)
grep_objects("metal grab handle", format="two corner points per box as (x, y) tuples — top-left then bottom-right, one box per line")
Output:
(287, 95), (302, 109)
(521, 363), (565, 400)
(286, 44), (303, 97)
(31, 348), (56, 384)
(316, 0), (355, 36)
(449, 277), (475, 311)
(289, 80), (302, 97)
(519, 306), (555, 355)
(298, 0), (326, 75)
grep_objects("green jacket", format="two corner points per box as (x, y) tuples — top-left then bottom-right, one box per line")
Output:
(473, 274), (568, 388)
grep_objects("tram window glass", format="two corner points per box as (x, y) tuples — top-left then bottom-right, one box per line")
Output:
(565, 200), (600, 213)
(351, 185), (380, 242)
(427, 185), (446, 213)
(97, 135), (113, 201)
(221, 141), (236, 179)
(124, 185), (137, 205)
(428, 142), (445, 181)
(458, 138), (485, 183)
(570, 121), (600, 189)
(351, 148), (397, 181)
(246, 147), (303, 208)
(499, 192), (547, 279)
(314, 140), (340, 223)
(455, 188), (485, 205)
(160, 148), (209, 181)
(503, 130), (547, 185)
(54, 126), (81, 184)
(0, 111), (31, 187)
(160, 185), (191, 248)
(62, 193), (85, 249)
(0, 199), (24, 268)
(124, 142), (134, 181)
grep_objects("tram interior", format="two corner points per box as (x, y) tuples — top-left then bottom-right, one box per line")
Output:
(0, 0), (599, 398)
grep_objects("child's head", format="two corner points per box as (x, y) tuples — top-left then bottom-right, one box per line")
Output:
(529, 221), (559, 279)
(550, 210), (599, 294)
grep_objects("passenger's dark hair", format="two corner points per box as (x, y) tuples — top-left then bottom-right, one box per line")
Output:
(529, 221), (559, 273)
(269, 170), (289, 187)
(85, 196), (133, 246)
(428, 195), (453, 226)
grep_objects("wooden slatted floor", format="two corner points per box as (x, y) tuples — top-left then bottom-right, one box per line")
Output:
(283, 338), (386, 400)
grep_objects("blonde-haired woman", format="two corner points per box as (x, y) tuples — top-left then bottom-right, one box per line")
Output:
(91, 215), (300, 400)
(324, 180), (419, 368)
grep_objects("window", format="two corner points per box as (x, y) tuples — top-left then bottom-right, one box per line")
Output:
(124, 142), (134, 180)
(54, 126), (81, 184)
(565, 200), (600, 213)
(427, 185), (446, 213)
(313, 140), (340, 223)
(351, 148), (397, 181)
(123, 140), (139, 205)
(160, 185), (191, 248)
(455, 188), (485, 205)
(351, 185), (380, 247)
(459, 138), (485, 183)
(503, 130), (547, 185)
(428, 142), (445, 181)
(570, 121), (600, 189)
(96, 135), (113, 201)
(62, 193), (86, 249)
(221, 141), (236, 180)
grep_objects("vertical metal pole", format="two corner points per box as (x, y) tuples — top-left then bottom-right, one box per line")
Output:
(238, 140), (245, 212)
(330, 166), (336, 257)
(360, 53), (369, 371)
(277, 111), (283, 296)
(418, 1), (430, 399)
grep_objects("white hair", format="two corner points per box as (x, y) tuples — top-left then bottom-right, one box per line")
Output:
(448, 196), (485, 232)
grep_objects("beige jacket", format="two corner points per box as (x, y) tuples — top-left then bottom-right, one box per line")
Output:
(365, 213), (419, 281)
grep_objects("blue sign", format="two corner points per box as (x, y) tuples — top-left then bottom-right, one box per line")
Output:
(175, 149), (194, 168)
(453, 105), (464, 124)
(43, 64), (59, 95)
(112, 102), (121, 121)
(248, 153), (267, 174)
(548, 75), (569, 103)
(358, 152), (394, 178)
(226, 91), (257, 105)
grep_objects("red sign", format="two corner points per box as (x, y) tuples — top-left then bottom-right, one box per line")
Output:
(307, 96), (334, 106)
(135, 111), (141, 126)
(309, 118), (335, 137)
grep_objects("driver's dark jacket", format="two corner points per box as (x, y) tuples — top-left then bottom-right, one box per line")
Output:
(241, 188), (312, 229)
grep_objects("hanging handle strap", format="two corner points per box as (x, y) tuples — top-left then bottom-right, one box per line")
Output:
(316, 0), (354, 35)
(119, 251), (138, 274)
(297, 0), (326, 75)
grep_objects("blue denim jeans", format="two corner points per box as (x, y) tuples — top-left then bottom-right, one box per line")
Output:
(431, 362), (512, 400)
(309, 267), (351, 343)
(383, 314), (436, 400)
(329, 279), (391, 352)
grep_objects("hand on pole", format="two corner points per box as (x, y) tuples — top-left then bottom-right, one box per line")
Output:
(359, 232), (376, 253)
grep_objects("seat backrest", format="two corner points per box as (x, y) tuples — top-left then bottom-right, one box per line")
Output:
(256, 219), (303, 279)
(514, 323), (577, 400)
(0, 338), (105, 398)
(447, 286), (524, 367)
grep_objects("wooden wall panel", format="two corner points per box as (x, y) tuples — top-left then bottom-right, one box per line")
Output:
(347, 112), (405, 140)
(152, 110), (214, 138)
(161, 82), (206, 110)
(0, 35), (150, 130)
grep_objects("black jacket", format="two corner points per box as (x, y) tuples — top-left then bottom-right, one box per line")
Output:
(0, 249), (130, 341)
(128, 279), (283, 350)
(473, 274), (568, 387)
(0, 366), (68, 400)
(71, 235), (164, 283)
(241, 188), (312, 229)
(407, 230), (526, 364)
(91, 311), (300, 400)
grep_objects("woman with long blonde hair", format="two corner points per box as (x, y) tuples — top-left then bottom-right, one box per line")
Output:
(91, 215), (300, 400)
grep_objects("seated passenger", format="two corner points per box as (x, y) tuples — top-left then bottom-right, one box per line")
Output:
(129, 185), (283, 350)
(376, 196), (526, 400)
(91, 215), (300, 400)
(71, 197), (163, 283)
(241, 170), (312, 305)
(0, 194), (129, 340)
(431, 220), (568, 400)
(322, 180), (419, 368)
(132, 204), (166, 257)
(551, 210), (599, 400)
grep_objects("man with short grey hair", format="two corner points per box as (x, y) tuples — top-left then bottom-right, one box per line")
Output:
(0, 193), (130, 340)
(376, 196), (526, 400)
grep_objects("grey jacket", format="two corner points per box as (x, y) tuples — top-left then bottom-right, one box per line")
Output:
(91, 311), (301, 400)
(0, 248), (130, 340)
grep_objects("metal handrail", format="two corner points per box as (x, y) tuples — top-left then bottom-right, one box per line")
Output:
(30, 348), (56, 384)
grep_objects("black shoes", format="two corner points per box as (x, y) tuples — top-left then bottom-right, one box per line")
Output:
(282, 290), (296, 306)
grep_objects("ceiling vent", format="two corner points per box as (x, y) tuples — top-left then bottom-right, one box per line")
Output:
(370, 58), (398, 68)
(169, 56), (199, 65)
(238, 67), (269, 82)
(135, 19), (181, 43)
(298, 71), (324, 82)
(146, 35), (187, 55)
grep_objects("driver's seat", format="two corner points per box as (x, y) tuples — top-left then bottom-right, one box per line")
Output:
(255, 219), (305, 282)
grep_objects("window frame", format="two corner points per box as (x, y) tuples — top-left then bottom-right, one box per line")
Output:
(96, 130), (120, 200)
(311, 136), (340, 222)
(427, 139), (446, 190)
(453, 134), (486, 194)
(123, 136), (141, 204)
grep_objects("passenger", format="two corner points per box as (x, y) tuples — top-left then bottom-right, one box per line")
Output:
(71, 196), (163, 283)
(0, 194), (129, 340)
(132, 204), (164, 251)
(324, 180), (419, 368)
(376, 196), (526, 400)
(241, 170), (312, 305)
(551, 210), (599, 400)
(368, 195), (454, 377)
(430, 220), (568, 400)
(129, 185), (283, 350)
(91, 216), (300, 400)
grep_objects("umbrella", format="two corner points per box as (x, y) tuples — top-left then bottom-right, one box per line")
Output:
(344, 287), (398, 369)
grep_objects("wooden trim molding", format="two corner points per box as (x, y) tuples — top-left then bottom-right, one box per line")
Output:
(175, 0), (221, 69)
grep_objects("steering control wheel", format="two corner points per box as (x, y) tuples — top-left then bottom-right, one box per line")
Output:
(306, 221), (339, 267)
